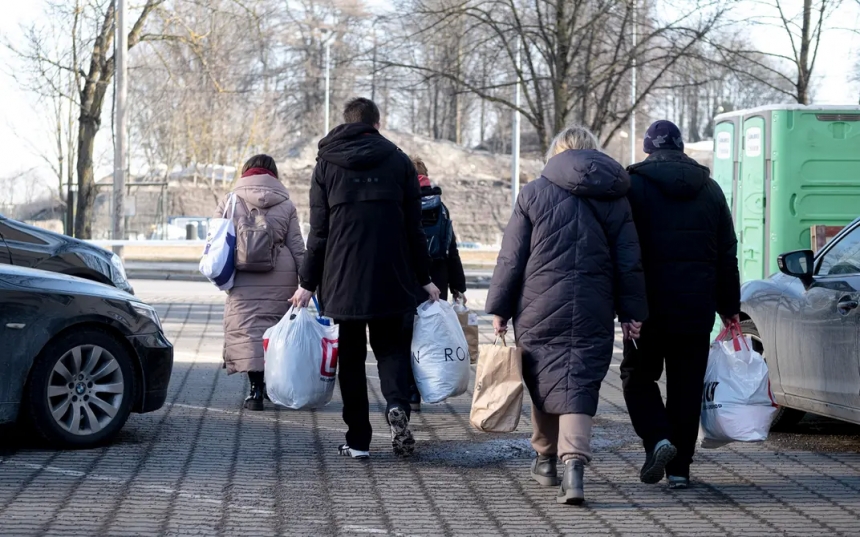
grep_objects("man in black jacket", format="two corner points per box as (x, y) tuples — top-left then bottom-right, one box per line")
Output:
(621, 120), (741, 489)
(292, 98), (440, 459)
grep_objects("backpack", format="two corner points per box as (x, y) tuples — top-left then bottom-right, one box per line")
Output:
(421, 194), (453, 260)
(234, 197), (276, 272)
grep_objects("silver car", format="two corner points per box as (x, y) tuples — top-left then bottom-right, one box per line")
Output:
(740, 217), (860, 429)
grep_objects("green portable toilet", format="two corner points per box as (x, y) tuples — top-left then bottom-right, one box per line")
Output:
(713, 105), (860, 282)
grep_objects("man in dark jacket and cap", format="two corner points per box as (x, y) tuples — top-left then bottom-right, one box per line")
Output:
(621, 120), (741, 489)
(292, 98), (440, 460)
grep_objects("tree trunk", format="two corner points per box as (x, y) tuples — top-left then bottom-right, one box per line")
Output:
(796, 0), (813, 104)
(74, 113), (99, 239)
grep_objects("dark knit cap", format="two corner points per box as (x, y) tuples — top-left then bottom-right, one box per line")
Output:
(643, 120), (684, 154)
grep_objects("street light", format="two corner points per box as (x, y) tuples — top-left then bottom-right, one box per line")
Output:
(321, 29), (333, 135)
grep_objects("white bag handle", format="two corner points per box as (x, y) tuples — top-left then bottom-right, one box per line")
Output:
(222, 193), (238, 219)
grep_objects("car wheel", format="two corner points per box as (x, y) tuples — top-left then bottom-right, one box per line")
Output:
(25, 329), (136, 448)
(738, 319), (805, 431)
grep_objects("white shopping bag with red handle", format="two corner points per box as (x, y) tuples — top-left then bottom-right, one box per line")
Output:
(699, 322), (777, 448)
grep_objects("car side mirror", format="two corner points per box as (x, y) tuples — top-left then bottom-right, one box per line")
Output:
(778, 250), (814, 285)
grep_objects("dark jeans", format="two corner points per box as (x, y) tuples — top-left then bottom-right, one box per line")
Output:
(336, 314), (413, 451)
(620, 323), (711, 478)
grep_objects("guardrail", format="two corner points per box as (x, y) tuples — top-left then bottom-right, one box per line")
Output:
(86, 239), (500, 270)
(88, 239), (207, 247)
(87, 239), (501, 252)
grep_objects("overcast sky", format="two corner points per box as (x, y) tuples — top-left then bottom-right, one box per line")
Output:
(1, 0), (859, 193)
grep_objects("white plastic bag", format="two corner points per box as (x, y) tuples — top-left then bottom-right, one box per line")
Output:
(199, 194), (237, 291)
(699, 323), (777, 448)
(411, 300), (471, 403)
(263, 306), (339, 410)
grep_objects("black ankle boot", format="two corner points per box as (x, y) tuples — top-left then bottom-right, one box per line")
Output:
(244, 372), (264, 411)
(531, 455), (559, 486)
(557, 459), (585, 505)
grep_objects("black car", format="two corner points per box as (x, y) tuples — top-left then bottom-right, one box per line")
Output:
(0, 215), (134, 294)
(0, 264), (172, 447)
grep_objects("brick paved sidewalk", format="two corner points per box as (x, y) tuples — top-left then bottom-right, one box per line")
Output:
(2, 296), (860, 536)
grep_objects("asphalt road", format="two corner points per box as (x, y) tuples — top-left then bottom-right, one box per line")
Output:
(1, 281), (859, 536)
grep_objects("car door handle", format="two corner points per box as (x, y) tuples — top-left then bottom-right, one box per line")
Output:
(837, 296), (859, 315)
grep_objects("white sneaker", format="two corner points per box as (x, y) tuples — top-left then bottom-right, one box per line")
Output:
(338, 444), (370, 459)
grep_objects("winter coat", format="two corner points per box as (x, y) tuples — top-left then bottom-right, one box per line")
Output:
(626, 150), (740, 334)
(299, 123), (432, 320)
(415, 185), (467, 303)
(215, 173), (305, 374)
(485, 149), (648, 417)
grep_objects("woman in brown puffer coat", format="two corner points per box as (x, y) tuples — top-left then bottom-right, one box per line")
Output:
(214, 154), (305, 410)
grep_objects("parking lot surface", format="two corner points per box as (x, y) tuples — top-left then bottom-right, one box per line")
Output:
(2, 281), (860, 536)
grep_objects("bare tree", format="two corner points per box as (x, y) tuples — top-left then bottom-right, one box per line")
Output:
(384, 0), (727, 152)
(714, 0), (843, 104)
(11, 0), (166, 238)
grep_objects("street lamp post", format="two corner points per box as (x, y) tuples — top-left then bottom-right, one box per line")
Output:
(511, 40), (522, 211)
(113, 0), (128, 246)
(630, 0), (637, 166)
(324, 31), (331, 135)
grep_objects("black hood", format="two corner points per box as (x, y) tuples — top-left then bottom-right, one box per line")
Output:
(317, 123), (398, 170)
(628, 150), (710, 200)
(541, 149), (630, 200)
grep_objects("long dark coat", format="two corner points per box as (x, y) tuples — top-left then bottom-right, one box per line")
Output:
(485, 149), (648, 416)
(414, 185), (467, 303)
(299, 123), (432, 320)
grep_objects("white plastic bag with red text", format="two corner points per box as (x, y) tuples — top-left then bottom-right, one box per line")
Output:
(411, 300), (471, 403)
(699, 324), (777, 448)
(263, 307), (339, 410)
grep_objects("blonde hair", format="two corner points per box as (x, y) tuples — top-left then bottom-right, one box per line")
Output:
(546, 125), (601, 162)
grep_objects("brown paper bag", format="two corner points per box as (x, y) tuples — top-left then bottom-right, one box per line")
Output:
(456, 309), (480, 364)
(470, 337), (523, 433)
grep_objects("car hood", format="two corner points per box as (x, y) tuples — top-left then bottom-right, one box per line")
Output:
(0, 264), (136, 302)
(0, 217), (112, 259)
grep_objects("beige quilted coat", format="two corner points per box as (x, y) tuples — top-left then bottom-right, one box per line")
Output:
(215, 173), (304, 374)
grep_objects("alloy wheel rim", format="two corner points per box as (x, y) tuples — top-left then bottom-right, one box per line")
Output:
(47, 345), (124, 436)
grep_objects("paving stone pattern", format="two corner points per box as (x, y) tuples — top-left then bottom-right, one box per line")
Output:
(2, 295), (860, 536)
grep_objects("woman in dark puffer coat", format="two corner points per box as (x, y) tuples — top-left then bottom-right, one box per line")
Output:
(485, 126), (648, 505)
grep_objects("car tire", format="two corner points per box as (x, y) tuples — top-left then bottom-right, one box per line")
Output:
(738, 319), (805, 431)
(25, 329), (136, 448)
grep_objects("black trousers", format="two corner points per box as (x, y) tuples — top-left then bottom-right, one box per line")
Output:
(620, 323), (711, 478)
(336, 314), (413, 451)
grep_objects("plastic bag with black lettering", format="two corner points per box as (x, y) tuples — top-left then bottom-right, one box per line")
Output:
(411, 300), (470, 403)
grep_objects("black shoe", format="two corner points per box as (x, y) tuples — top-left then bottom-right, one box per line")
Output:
(387, 406), (415, 457)
(243, 380), (264, 411)
(557, 459), (585, 505)
(261, 382), (271, 402)
(531, 455), (560, 486)
(640, 440), (677, 484)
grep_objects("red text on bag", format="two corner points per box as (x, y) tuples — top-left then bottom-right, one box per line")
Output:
(321, 338), (339, 378)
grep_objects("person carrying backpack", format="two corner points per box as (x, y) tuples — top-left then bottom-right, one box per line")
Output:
(214, 154), (305, 411)
(412, 157), (467, 304)
(408, 156), (468, 411)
